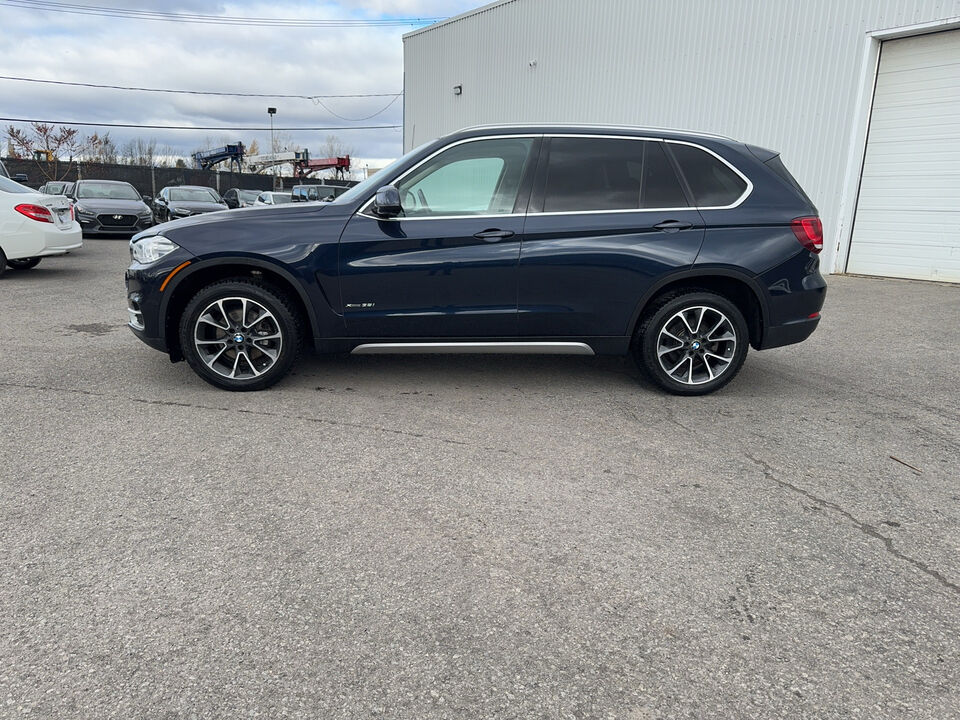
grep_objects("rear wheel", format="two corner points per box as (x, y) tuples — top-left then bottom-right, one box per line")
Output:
(634, 290), (749, 395)
(178, 278), (302, 391)
(7, 257), (41, 270)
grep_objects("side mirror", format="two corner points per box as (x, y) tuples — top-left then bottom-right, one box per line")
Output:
(13, 173), (28, 183)
(372, 185), (402, 217)
(142, 194), (151, 203)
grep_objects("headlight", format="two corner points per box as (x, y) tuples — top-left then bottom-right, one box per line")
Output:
(75, 204), (95, 216)
(171, 207), (191, 216)
(138, 209), (153, 218)
(131, 235), (179, 264)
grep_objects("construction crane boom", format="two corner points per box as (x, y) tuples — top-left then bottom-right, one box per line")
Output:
(192, 143), (245, 171)
(295, 155), (351, 179)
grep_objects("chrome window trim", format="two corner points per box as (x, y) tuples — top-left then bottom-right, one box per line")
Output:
(534, 134), (753, 213)
(356, 133), (753, 221)
(663, 139), (753, 211)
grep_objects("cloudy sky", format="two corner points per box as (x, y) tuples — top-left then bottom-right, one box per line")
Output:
(1, 0), (480, 163)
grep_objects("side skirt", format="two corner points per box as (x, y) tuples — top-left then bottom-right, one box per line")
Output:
(350, 341), (595, 355)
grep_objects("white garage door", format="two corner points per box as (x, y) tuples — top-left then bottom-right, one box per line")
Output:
(847, 29), (960, 283)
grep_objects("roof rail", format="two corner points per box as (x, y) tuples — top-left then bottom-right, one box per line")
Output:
(455, 123), (734, 141)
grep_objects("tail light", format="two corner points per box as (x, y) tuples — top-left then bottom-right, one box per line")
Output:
(70, 203), (75, 221)
(14, 204), (54, 223)
(791, 216), (823, 254)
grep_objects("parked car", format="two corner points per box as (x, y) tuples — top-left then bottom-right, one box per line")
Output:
(222, 188), (261, 209)
(254, 191), (293, 206)
(291, 184), (347, 202)
(0, 159), (29, 184)
(0, 174), (82, 276)
(68, 180), (154, 237)
(38, 181), (72, 195)
(153, 185), (227, 223)
(126, 124), (826, 394)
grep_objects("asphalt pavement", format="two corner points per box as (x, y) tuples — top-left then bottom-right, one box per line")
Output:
(1, 238), (958, 719)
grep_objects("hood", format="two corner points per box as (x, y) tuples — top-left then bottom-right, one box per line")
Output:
(75, 198), (150, 214)
(168, 200), (228, 213)
(133, 201), (333, 245)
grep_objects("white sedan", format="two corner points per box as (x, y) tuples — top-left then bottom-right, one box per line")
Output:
(0, 175), (82, 275)
(253, 191), (293, 206)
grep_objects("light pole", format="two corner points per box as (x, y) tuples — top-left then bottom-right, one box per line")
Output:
(267, 106), (277, 190)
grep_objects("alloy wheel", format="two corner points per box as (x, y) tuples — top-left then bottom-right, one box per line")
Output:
(656, 305), (737, 385)
(193, 296), (283, 379)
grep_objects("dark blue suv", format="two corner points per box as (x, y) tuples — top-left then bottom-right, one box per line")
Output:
(125, 124), (826, 395)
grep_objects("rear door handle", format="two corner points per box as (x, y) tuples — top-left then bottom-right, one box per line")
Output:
(473, 229), (515, 242)
(653, 220), (693, 233)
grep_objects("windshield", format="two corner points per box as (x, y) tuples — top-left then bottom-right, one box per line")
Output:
(239, 190), (260, 202)
(0, 176), (34, 194)
(77, 182), (140, 200)
(332, 143), (431, 205)
(169, 187), (221, 203)
(45, 182), (66, 194)
(271, 193), (293, 204)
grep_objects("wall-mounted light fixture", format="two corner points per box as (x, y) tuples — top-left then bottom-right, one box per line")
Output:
(453, 84), (462, 95)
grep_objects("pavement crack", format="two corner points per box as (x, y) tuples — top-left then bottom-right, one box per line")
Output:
(0, 380), (526, 458)
(746, 454), (960, 597)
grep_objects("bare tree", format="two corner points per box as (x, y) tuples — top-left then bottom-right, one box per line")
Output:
(316, 134), (354, 179)
(5, 122), (88, 181)
(84, 132), (119, 164)
(119, 137), (159, 166)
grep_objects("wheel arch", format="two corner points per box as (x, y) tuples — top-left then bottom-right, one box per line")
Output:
(159, 257), (318, 361)
(629, 268), (769, 349)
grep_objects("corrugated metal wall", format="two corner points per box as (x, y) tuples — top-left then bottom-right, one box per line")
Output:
(403, 0), (960, 272)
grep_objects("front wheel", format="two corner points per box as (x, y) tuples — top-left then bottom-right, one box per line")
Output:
(179, 279), (302, 391)
(635, 290), (749, 395)
(7, 257), (41, 270)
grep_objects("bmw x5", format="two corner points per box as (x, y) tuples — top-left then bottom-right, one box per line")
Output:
(125, 124), (826, 395)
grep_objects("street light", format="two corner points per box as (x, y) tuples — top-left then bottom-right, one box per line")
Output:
(267, 107), (277, 190)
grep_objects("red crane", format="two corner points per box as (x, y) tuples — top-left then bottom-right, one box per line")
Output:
(295, 155), (350, 180)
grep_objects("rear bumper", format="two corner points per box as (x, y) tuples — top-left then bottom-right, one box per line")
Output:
(757, 250), (827, 350)
(4, 223), (83, 259)
(759, 314), (820, 349)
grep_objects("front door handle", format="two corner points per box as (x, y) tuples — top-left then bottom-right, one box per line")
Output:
(473, 229), (515, 242)
(653, 220), (693, 233)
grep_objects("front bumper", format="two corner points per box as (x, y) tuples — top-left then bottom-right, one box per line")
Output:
(125, 248), (194, 355)
(79, 215), (154, 235)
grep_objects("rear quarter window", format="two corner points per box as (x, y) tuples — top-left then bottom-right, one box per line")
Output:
(764, 155), (814, 207)
(670, 143), (748, 207)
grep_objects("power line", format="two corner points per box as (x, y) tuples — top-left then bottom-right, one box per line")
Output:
(0, 75), (402, 100)
(1, 0), (445, 27)
(313, 94), (403, 122)
(0, 117), (401, 132)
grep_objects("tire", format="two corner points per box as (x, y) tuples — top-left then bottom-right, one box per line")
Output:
(0, 248), (6, 278)
(178, 278), (302, 391)
(634, 289), (749, 396)
(7, 257), (41, 270)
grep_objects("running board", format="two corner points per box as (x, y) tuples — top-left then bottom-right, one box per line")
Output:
(350, 341), (595, 355)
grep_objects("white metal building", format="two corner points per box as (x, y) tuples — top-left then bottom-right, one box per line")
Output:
(402, 0), (960, 280)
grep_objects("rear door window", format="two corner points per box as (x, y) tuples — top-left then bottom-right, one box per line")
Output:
(542, 137), (688, 212)
(669, 143), (748, 207)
